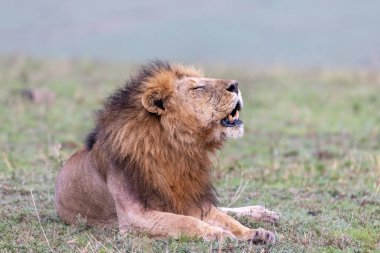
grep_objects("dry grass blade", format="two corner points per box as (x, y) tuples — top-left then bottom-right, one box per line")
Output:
(86, 233), (116, 253)
(30, 190), (54, 253)
(2, 152), (14, 171)
(226, 172), (249, 207)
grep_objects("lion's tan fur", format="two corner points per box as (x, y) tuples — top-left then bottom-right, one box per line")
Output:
(55, 61), (278, 242)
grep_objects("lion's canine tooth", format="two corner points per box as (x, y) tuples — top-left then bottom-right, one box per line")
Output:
(228, 115), (233, 123)
(231, 111), (239, 121)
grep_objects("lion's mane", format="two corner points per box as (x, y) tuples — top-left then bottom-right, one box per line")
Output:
(85, 61), (218, 215)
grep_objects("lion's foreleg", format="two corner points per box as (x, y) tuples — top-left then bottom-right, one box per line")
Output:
(201, 206), (275, 243)
(106, 168), (234, 240)
(219, 206), (279, 223)
(118, 207), (235, 240)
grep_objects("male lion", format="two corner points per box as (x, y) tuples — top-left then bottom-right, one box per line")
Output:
(55, 61), (279, 243)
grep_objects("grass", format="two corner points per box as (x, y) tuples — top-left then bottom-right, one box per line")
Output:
(0, 55), (379, 252)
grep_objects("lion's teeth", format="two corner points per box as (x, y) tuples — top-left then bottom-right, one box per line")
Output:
(228, 115), (233, 123)
(231, 111), (239, 121)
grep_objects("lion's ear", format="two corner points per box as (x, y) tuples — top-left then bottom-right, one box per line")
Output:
(141, 89), (167, 115)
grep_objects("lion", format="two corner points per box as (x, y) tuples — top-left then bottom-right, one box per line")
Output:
(55, 61), (279, 243)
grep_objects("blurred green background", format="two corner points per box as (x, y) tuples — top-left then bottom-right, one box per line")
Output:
(1, 0), (380, 67)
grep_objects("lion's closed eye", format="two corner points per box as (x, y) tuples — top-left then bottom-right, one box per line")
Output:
(190, 86), (205, 91)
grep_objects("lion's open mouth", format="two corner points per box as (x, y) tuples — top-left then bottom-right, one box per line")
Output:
(221, 101), (243, 127)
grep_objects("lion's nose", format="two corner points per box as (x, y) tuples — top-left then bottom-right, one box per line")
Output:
(226, 81), (239, 95)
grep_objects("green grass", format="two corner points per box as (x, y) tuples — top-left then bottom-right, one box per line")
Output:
(1, 56), (379, 252)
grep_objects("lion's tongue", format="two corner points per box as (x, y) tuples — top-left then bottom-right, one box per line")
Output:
(221, 118), (243, 127)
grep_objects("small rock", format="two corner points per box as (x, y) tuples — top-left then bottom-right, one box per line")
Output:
(21, 88), (55, 104)
(307, 210), (322, 216)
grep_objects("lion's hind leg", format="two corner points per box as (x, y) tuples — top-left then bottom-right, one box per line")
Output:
(219, 206), (279, 223)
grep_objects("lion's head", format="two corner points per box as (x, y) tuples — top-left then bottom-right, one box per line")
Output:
(140, 62), (244, 146)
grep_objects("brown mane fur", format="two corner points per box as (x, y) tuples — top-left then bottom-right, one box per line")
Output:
(86, 61), (218, 215)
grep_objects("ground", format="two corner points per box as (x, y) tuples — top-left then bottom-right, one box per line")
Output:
(0, 56), (379, 252)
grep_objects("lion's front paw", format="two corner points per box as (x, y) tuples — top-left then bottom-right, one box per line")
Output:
(237, 205), (279, 223)
(250, 228), (276, 244)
